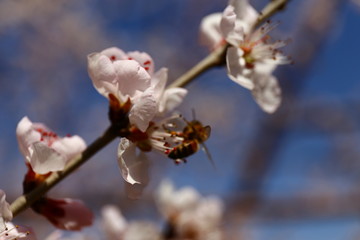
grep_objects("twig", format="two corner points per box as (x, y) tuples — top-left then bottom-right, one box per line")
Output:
(256, 0), (289, 27)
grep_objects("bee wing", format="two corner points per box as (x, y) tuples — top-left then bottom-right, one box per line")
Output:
(203, 126), (211, 141)
(201, 142), (216, 170)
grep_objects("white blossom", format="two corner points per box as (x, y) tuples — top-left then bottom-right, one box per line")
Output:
(156, 180), (224, 240)
(200, 0), (290, 113)
(101, 205), (161, 240)
(16, 116), (86, 174)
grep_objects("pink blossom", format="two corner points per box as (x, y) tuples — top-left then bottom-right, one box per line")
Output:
(88, 47), (187, 196)
(88, 47), (187, 132)
(16, 117), (86, 174)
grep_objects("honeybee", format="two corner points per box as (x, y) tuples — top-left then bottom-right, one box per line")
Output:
(166, 114), (215, 167)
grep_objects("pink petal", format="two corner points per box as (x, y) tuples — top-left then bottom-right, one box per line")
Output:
(129, 88), (157, 132)
(113, 60), (151, 98)
(101, 47), (127, 61)
(87, 53), (117, 97)
(199, 13), (223, 50)
(252, 74), (281, 113)
(127, 51), (155, 76)
(226, 47), (254, 89)
(51, 135), (86, 165)
(40, 198), (93, 231)
(158, 88), (188, 114)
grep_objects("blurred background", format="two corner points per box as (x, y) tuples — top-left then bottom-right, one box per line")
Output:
(0, 0), (360, 239)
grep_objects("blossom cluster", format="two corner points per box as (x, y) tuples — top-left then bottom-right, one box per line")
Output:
(0, 0), (291, 237)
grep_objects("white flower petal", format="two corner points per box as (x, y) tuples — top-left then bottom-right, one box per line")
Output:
(123, 222), (161, 240)
(123, 150), (150, 199)
(152, 68), (168, 100)
(51, 135), (86, 165)
(199, 13), (223, 50)
(226, 47), (254, 89)
(113, 60), (151, 98)
(129, 88), (157, 132)
(127, 51), (155, 76)
(158, 88), (188, 114)
(16, 116), (41, 160)
(0, 190), (12, 231)
(195, 197), (224, 229)
(229, 0), (258, 30)
(252, 74), (281, 113)
(220, 5), (246, 47)
(220, 5), (236, 38)
(102, 205), (127, 238)
(156, 180), (200, 218)
(30, 142), (66, 174)
(87, 53), (117, 97)
(117, 139), (141, 185)
(101, 47), (127, 61)
(254, 61), (277, 75)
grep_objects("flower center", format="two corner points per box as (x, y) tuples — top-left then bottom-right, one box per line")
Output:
(35, 128), (58, 147)
(0, 223), (30, 240)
